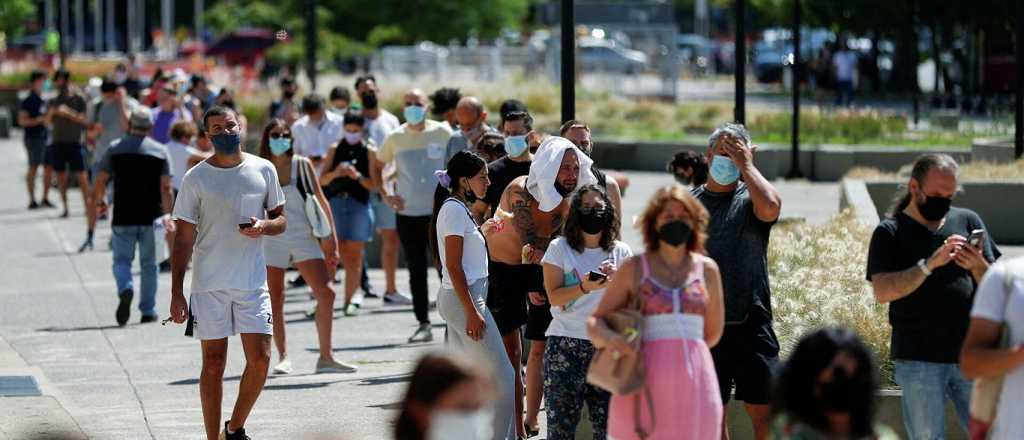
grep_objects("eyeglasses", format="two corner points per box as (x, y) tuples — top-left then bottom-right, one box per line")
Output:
(269, 132), (291, 139)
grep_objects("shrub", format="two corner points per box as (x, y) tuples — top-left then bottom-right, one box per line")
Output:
(769, 210), (894, 385)
(844, 160), (1024, 182)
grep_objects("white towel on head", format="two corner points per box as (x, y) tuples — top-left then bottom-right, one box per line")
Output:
(527, 136), (596, 213)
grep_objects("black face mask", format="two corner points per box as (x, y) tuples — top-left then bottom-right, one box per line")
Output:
(283, 90), (295, 99)
(917, 192), (952, 221)
(361, 92), (378, 110)
(579, 210), (608, 235)
(461, 181), (478, 204)
(554, 181), (574, 197)
(658, 221), (692, 247)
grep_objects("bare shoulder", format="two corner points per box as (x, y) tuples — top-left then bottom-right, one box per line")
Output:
(699, 254), (721, 277)
(504, 176), (532, 203)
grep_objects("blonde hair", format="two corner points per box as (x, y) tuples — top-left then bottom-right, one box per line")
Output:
(638, 185), (709, 253)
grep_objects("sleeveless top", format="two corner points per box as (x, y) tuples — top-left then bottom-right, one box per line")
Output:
(638, 253), (708, 317)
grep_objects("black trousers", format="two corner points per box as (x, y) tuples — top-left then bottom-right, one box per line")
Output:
(396, 214), (431, 324)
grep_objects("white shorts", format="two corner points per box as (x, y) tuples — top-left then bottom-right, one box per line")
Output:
(262, 233), (323, 269)
(189, 288), (273, 340)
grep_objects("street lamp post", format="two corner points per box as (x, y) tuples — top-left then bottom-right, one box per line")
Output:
(734, 0), (746, 124)
(787, 0), (804, 178)
(1017, 1), (1023, 158)
(561, 0), (575, 123)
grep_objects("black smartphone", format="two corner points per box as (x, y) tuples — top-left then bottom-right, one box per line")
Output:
(238, 222), (254, 230)
(588, 271), (608, 282)
(968, 229), (986, 248)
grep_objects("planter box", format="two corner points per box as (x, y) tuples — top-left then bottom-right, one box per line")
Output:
(864, 180), (1024, 244)
(972, 138), (1016, 163)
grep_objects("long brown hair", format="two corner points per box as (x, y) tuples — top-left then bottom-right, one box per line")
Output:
(395, 352), (493, 440)
(258, 118), (292, 160)
(563, 184), (619, 253)
(639, 184), (709, 254)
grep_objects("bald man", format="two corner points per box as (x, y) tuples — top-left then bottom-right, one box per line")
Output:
(445, 96), (498, 163)
(374, 89), (453, 343)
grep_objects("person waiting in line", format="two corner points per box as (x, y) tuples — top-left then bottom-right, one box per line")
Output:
(319, 113), (377, 316)
(771, 327), (899, 440)
(329, 86), (352, 116)
(476, 132), (507, 163)
(540, 184), (633, 439)
(445, 96), (498, 162)
(867, 153), (1000, 439)
(257, 118), (357, 376)
(589, 184), (725, 440)
(395, 352), (502, 440)
(667, 150), (708, 188)
(431, 150), (515, 440)
(961, 256), (1024, 439)
(559, 120), (625, 214)
(429, 87), (462, 130)
(693, 123), (783, 440)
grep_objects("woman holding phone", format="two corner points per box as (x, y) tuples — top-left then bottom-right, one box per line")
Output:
(540, 184), (632, 439)
(258, 118), (356, 375)
(587, 185), (725, 440)
(430, 150), (515, 440)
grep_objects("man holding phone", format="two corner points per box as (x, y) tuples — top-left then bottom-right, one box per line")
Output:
(867, 153), (1000, 439)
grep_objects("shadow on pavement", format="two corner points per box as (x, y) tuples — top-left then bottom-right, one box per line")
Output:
(357, 374), (411, 386)
(169, 375), (242, 386)
(367, 401), (402, 410)
(38, 324), (128, 332)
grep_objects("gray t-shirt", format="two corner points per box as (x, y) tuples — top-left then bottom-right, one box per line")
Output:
(444, 124), (499, 163)
(91, 97), (138, 159)
(692, 182), (776, 324)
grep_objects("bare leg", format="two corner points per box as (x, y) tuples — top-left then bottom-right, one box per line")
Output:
(41, 165), (53, 203)
(722, 408), (730, 440)
(26, 164), (39, 203)
(745, 403), (772, 440)
(340, 241), (363, 306)
(379, 229), (399, 293)
(56, 171), (68, 216)
(200, 338), (228, 440)
(227, 333), (271, 433)
(502, 329), (526, 438)
(294, 258), (336, 360)
(266, 266), (288, 361)
(525, 339), (545, 432)
(76, 172), (92, 226)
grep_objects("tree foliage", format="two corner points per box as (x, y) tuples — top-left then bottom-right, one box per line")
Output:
(0, 0), (36, 40)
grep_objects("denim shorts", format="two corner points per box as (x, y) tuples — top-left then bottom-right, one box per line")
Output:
(369, 193), (396, 230)
(330, 195), (374, 242)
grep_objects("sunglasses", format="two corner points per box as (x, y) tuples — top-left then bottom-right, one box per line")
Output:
(269, 132), (291, 139)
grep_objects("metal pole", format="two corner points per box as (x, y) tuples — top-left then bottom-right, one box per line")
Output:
(195, 0), (204, 45)
(138, 0), (146, 52)
(162, 0), (173, 57)
(305, 0), (317, 90)
(74, 0), (84, 53)
(734, 0), (746, 124)
(1016, 1), (1023, 159)
(560, 0), (575, 123)
(59, 0), (69, 63)
(788, 0), (803, 178)
(46, 0), (56, 33)
(126, 0), (134, 53)
(105, 0), (114, 52)
(93, 0), (102, 53)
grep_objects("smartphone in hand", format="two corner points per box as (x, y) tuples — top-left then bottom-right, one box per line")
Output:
(588, 271), (608, 282)
(967, 229), (986, 248)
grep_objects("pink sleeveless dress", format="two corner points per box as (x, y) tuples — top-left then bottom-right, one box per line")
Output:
(607, 253), (723, 440)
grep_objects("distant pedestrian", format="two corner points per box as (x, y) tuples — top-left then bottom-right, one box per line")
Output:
(667, 150), (708, 188)
(771, 327), (899, 439)
(444, 96), (497, 163)
(290, 93), (343, 173)
(867, 153), (1000, 439)
(329, 86), (352, 116)
(431, 150), (515, 440)
(88, 107), (174, 326)
(376, 88), (453, 343)
(18, 70), (51, 209)
(833, 41), (858, 106)
(47, 69), (92, 220)
(430, 87), (462, 130)
(150, 86), (192, 144)
(396, 352), (501, 440)
(268, 76), (301, 125)
(169, 106), (286, 440)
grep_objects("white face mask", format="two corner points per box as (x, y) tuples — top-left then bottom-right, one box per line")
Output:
(427, 408), (494, 440)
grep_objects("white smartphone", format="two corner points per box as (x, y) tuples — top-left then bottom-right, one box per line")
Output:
(967, 229), (986, 248)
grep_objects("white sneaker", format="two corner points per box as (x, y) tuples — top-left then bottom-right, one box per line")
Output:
(304, 304), (317, 318)
(316, 357), (358, 373)
(384, 291), (413, 305)
(272, 358), (293, 375)
(344, 303), (361, 316)
(407, 323), (433, 343)
(351, 291), (365, 306)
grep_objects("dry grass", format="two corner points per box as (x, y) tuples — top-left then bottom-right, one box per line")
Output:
(845, 160), (1024, 181)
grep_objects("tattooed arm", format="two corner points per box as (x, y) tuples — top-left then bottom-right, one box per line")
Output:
(507, 186), (541, 249)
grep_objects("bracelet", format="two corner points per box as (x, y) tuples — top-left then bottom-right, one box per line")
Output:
(917, 258), (932, 276)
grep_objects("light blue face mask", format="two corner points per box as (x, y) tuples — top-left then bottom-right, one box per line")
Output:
(269, 137), (291, 156)
(505, 135), (528, 157)
(404, 105), (426, 125)
(709, 155), (740, 185)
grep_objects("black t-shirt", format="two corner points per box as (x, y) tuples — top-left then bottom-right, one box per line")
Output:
(98, 135), (172, 226)
(484, 156), (531, 214)
(693, 183), (776, 325)
(592, 166), (608, 188)
(20, 91), (47, 139)
(866, 208), (1001, 363)
(324, 141), (371, 203)
(121, 78), (143, 100)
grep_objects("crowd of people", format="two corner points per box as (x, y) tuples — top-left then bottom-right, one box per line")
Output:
(17, 61), (1024, 440)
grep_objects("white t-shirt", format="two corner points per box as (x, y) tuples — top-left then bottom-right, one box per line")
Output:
(172, 153), (286, 293)
(166, 140), (199, 191)
(969, 257), (1024, 440)
(290, 111), (344, 159)
(436, 199), (489, 290)
(366, 109), (400, 149)
(833, 50), (858, 81)
(541, 237), (633, 340)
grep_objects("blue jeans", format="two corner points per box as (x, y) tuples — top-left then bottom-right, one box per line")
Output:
(111, 225), (158, 317)
(893, 360), (972, 440)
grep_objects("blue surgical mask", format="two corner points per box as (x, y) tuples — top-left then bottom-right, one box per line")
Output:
(404, 105), (426, 125)
(709, 155), (740, 185)
(505, 135), (528, 157)
(268, 137), (291, 156)
(212, 132), (242, 155)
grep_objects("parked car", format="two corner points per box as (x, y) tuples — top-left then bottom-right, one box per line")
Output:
(578, 38), (649, 74)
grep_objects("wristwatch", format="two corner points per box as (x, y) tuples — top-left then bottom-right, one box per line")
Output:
(917, 258), (932, 276)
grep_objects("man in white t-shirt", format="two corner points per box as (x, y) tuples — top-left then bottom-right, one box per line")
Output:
(169, 106), (287, 440)
(832, 42), (858, 106)
(962, 256), (1024, 439)
(290, 93), (343, 173)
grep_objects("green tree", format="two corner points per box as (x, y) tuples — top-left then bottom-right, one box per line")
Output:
(0, 0), (36, 40)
